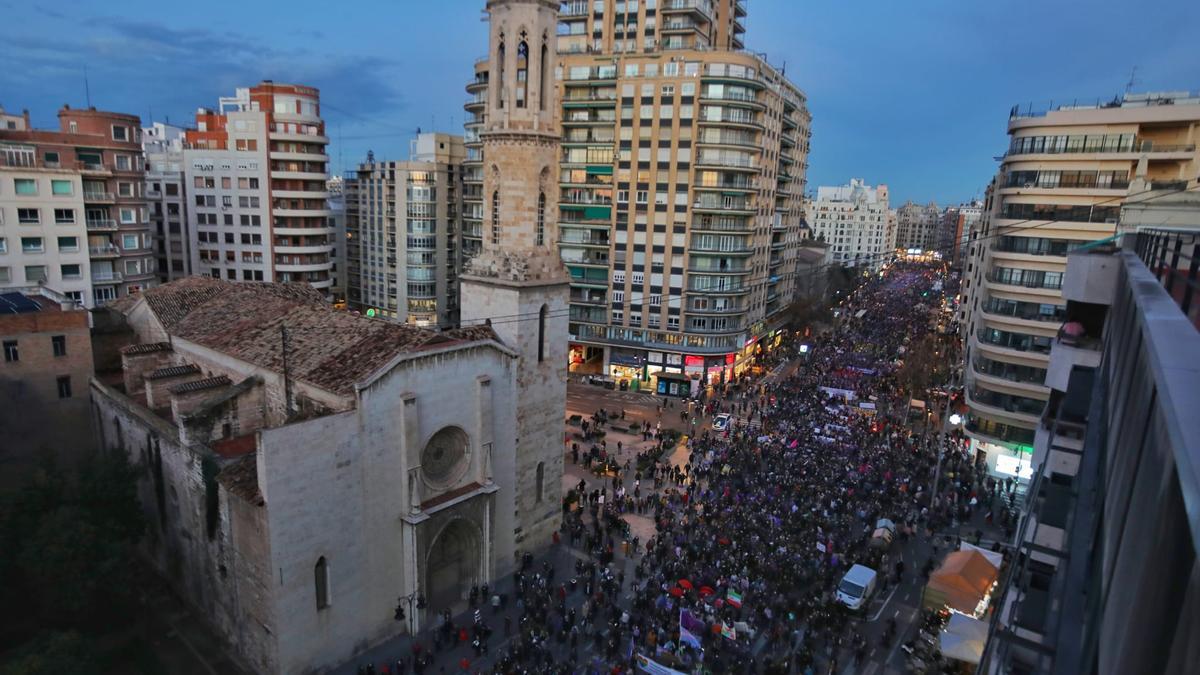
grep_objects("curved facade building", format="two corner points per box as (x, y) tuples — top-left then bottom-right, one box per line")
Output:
(184, 82), (333, 295)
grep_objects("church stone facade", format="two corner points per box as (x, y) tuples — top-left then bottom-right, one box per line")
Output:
(460, 0), (569, 553)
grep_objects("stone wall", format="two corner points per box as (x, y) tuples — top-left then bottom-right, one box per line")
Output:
(90, 379), (276, 673)
(258, 342), (518, 674)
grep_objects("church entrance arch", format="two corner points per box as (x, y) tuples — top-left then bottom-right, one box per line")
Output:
(425, 518), (482, 615)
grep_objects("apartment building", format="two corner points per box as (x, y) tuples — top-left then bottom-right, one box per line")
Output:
(345, 133), (465, 327)
(183, 82), (334, 295)
(807, 178), (892, 271)
(143, 122), (191, 281)
(463, 0), (812, 390)
(978, 231), (1199, 675)
(960, 91), (1200, 480)
(0, 287), (95, 488)
(938, 200), (983, 267)
(325, 175), (347, 304)
(0, 106), (156, 306)
(895, 199), (941, 252)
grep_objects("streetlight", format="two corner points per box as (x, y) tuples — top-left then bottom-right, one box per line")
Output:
(394, 591), (427, 635)
(948, 413), (962, 426)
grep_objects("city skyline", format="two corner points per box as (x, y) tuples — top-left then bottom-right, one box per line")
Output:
(4, 0), (1196, 205)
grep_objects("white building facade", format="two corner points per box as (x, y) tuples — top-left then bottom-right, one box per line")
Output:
(808, 178), (892, 271)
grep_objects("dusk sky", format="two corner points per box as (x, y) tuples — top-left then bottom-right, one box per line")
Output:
(4, 0), (1197, 205)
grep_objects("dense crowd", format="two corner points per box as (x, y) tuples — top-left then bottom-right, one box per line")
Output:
(356, 264), (1007, 675)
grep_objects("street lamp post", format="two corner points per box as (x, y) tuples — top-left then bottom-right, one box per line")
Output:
(394, 591), (427, 635)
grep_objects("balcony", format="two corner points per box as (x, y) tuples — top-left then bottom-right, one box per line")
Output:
(83, 191), (115, 202)
(689, 243), (752, 255)
(693, 196), (754, 213)
(569, 306), (607, 324)
(698, 90), (763, 109)
(691, 217), (753, 234)
(698, 112), (762, 129)
(86, 219), (118, 231)
(91, 272), (124, 284)
(559, 233), (611, 248)
(569, 291), (607, 306)
(662, 0), (713, 20)
(986, 271), (1063, 291)
(89, 244), (120, 258)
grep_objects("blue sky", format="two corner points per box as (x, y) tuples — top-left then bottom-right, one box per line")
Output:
(3, 0), (1197, 205)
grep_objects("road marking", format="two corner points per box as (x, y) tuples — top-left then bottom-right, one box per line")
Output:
(883, 607), (917, 667)
(868, 584), (899, 622)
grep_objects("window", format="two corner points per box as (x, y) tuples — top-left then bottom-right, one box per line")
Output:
(54, 209), (75, 224)
(535, 462), (545, 503)
(3, 341), (17, 362)
(111, 125), (128, 141)
(536, 304), (549, 362)
(115, 155), (131, 171)
(61, 264), (81, 279)
(18, 208), (39, 224)
(14, 178), (37, 195)
(21, 237), (43, 253)
(491, 191), (500, 244)
(119, 208), (136, 224)
(118, 182), (133, 197)
(24, 265), (47, 282)
(44, 151), (60, 165)
(0, 237), (5, 253)
(536, 192), (545, 247)
(51, 179), (73, 195)
(315, 557), (330, 610)
(613, 271), (625, 284)
(52, 335), (67, 357)
(57, 236), (79, 252)
(122, 234), (140, 250)
(56, 376), (72, 399)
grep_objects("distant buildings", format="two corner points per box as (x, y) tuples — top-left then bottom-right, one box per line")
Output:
(182, 82), (334, 296)
(143, 122), (191, 282)
(960, 91), (1200, 481)
(807, 178), (892, 271)
(895, 199), (941, 252)
(0, 287), (94, 487)
(1, 105), (156, 306)
(345, 133), (465, 327)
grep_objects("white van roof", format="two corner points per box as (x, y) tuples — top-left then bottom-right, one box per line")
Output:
(844, 564), (877, 585)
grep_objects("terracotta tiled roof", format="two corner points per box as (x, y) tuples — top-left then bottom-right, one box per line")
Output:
(212, 433), (258, 459)
(169, 375), (232, 394)
(116, 277), (490, 397)
(146, 364), (201, 380)
(121, 341), (172, 355)
(216, 454), (263, 506)
(444, 324), (500, 343)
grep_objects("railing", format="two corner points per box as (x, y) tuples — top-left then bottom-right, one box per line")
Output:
(83, 191), (115, 201)
(86, 219), (117, 230)
(692, 218), (752, 232)
(986, 272), (1063, 290)
(1131, 228), (1200, 324)
(700, 90), (759, 104)
(694, 197), (753, 210)
(976, 327), (1054, 354)
(88, 245), (119, 256)
(91, 272), (124, 283)
(663, 0), (713, 17)
(973, 356), (1047, 385)
(981, 298), (1066, 322)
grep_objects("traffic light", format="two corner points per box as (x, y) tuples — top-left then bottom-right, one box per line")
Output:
(394, 603), (406, 622)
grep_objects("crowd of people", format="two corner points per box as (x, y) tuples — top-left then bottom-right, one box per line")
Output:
(355, 263), (1009, 675)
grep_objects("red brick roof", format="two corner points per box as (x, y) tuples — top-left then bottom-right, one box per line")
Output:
(216, 454), (263, 506)
(118, 277), (487, 397)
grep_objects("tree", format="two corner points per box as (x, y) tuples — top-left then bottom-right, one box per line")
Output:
(0, 631), (98, 675)
(0, 450), (145, 649)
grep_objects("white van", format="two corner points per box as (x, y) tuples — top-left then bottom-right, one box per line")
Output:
(837, 564), (878, 611)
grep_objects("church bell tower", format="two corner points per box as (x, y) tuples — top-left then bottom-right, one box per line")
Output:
(460, 0), (567, 560)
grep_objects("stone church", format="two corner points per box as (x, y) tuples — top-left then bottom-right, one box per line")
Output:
(88, 3), (569, 672)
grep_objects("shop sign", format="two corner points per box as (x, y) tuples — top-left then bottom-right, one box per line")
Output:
(684, 355), (704, 367)
(665, 353), (683, 366)
(647, 351), (664, 364)
(725, 353), (736, 365)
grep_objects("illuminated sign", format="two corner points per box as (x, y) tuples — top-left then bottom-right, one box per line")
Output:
(684, 355), (704, 367)
(799, 344), (810, 354)
(725, 353), (736, 365)
(995, 454), (1033, 479)
(366, 308), (377, 317)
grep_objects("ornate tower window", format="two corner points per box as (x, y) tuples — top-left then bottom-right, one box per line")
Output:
(496, 35), (506, 109)
(536, 192), (545, 246)
(516, 35), (529, 109)
(491, 190), (500, 244)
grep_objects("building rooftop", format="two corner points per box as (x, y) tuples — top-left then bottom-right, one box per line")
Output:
(112, 277), (497, 397)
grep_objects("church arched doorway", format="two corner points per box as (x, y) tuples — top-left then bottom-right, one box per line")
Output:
(425, 518), (481, 615)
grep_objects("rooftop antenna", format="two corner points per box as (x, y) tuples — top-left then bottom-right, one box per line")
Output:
(1124, 66), (1140, 95)
(83, 66), (92, 108)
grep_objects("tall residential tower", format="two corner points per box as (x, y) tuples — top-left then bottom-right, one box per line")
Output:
(464, 0), (811, 392)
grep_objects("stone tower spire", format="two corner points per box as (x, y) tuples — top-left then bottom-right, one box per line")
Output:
(461, 0), (567, 560)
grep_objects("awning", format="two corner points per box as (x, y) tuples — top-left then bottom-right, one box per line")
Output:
(585, 165), (613, 175)
(939, 613), (988, 664)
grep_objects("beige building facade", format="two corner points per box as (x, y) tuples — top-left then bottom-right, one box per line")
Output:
(960, 91), (1200, 479)
(464, 0), (811, 393)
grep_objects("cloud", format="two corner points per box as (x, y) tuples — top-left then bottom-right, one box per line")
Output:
(0, 16), (406, 130)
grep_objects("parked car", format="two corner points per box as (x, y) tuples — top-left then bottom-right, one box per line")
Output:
(712, 413), (732, 431)
(837, 564), (879, 611)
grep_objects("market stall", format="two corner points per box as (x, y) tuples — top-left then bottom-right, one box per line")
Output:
(922, 550), (998, 616)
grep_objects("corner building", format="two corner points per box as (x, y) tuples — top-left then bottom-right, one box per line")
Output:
(960, 91), (1200, 481)
(1, 106), (156, 306)
(464, 0), (811, 393)
(183, 83), (334, 296)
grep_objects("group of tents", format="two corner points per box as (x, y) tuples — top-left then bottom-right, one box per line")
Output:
(922, 543), (1004, 666)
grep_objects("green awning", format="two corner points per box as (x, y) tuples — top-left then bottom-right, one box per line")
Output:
(586, 165), (613, 175)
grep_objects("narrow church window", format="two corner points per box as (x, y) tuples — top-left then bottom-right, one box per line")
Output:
(496, 38), (506, 109)
(536, 192), (545, 246)
(491, 191), (500, 244)
(516, 38), (529, 109)
(535, 462), (545, 503)
(315, 556), (330, 610)
(539, 41), (549, 112)
(538, 304), (547, 362)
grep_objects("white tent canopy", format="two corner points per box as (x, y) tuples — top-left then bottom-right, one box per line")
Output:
(960, 541), (1003, 570)
(940, 613), (988, 664)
